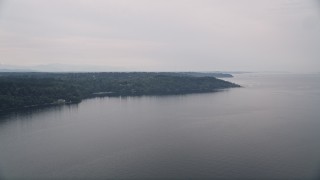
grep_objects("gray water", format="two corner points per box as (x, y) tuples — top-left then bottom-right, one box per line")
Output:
(0, 73), (320, 179)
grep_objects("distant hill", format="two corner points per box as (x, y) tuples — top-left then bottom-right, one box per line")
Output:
(0, 64), (127, 72)
(0, 64), (244, 76)
(0, 69), (36, 72)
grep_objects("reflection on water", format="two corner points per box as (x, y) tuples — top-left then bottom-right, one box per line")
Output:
(0, 73), (320, 179)
(0, 104), (79, 126)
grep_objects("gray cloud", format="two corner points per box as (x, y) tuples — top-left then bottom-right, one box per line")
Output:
(0, 0), (319, 72)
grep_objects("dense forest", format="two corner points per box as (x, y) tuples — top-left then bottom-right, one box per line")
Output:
(0, 72), (240, 111)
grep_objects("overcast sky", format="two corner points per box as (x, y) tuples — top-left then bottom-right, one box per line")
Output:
(0, 0), (319, 72)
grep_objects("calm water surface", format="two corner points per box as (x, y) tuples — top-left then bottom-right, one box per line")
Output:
(0, 73), (320, 179)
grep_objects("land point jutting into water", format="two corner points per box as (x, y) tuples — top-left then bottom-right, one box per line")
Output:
(0, 72), (240, 111)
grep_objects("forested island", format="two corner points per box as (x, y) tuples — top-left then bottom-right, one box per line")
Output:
(0, 72), (240, 111)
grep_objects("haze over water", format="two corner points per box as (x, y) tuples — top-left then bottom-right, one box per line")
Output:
(0, 73), (320, 179)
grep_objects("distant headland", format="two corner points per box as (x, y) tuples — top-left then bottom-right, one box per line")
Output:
(0, 72), (240, 111)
